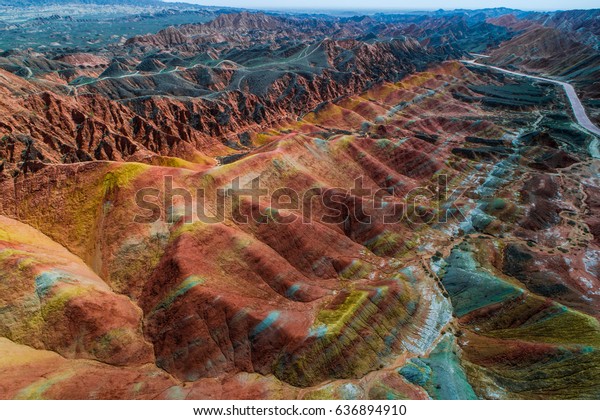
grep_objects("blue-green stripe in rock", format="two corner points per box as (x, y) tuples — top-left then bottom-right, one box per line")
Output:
(399, 334), (477, 400)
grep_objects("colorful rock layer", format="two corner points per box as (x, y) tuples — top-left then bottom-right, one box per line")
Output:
(1, 61), (599, 399)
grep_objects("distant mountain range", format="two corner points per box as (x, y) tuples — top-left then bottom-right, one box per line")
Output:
(0, 0), (167, 6)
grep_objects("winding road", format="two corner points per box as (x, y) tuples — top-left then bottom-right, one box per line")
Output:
(462, 57), (600, 158)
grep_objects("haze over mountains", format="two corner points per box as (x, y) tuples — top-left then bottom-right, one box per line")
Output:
(1, 0), (165, 5)
(0, 1), (600, 400)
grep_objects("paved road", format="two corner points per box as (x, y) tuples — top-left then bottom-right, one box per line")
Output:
(462, 59), (600, 158)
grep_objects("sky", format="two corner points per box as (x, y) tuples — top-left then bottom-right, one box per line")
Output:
(163, 0), (598, 11)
